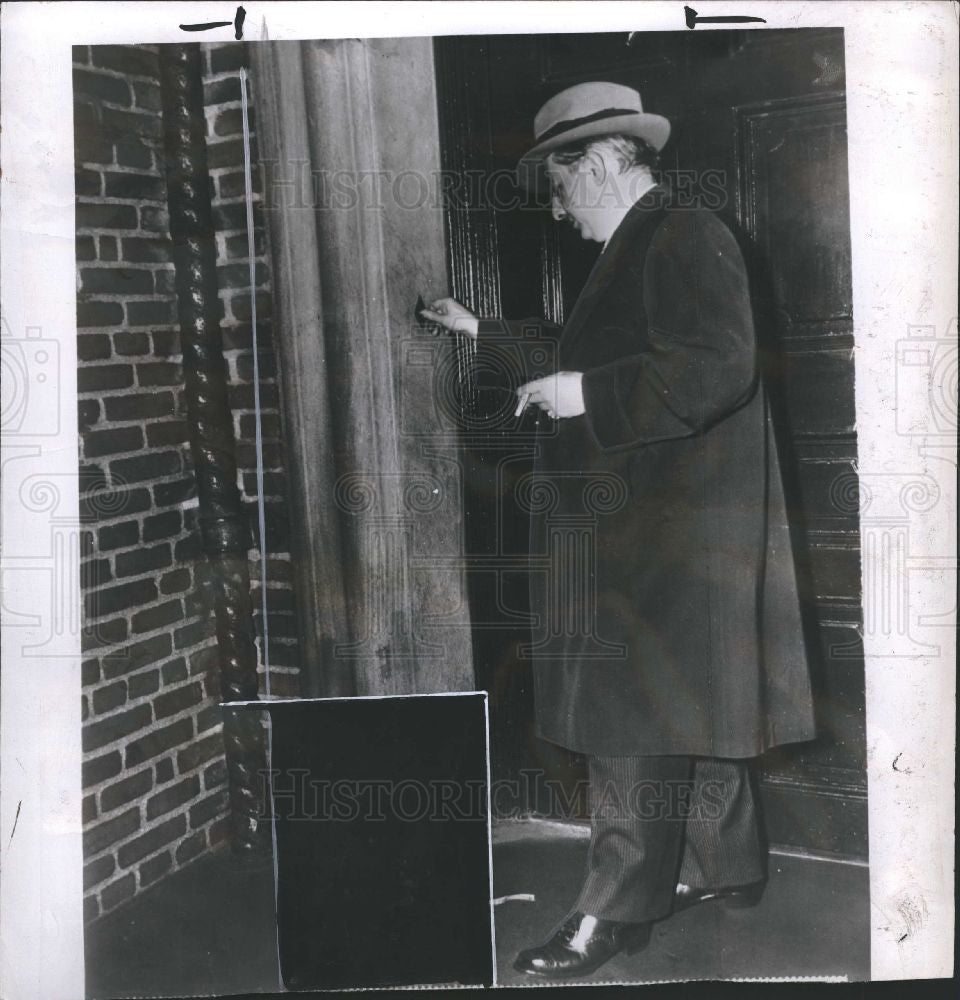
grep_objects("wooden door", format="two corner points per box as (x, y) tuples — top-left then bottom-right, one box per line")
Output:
(435, 28), (865, 859)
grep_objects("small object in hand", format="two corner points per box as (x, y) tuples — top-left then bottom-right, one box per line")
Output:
(414, 294), (439, 335)
(514, 392), (531, 418)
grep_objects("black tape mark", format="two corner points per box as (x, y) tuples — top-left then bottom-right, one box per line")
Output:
(8, 800), (21, 846)
(180, 5), (245, 39)
(684, 6), (767, 28)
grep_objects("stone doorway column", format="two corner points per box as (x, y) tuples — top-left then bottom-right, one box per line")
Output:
(251, 39), (474, 696)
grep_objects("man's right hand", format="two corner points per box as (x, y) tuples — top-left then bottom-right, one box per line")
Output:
(420, 297), (479, 340)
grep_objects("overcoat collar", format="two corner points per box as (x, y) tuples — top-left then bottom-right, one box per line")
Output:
(559, 182), (672, 353)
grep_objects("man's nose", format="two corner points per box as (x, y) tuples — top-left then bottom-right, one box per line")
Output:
(551, 196), (566, 222)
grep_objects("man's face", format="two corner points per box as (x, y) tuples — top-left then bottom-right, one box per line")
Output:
(546, 161), (601, 242)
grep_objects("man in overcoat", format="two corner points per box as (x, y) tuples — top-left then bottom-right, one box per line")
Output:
(423, 81), (817, 979)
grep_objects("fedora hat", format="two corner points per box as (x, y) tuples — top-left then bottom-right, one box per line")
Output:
(516, 81), (670, 192)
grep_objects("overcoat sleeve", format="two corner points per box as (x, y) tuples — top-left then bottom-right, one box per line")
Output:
(580, 210), (758, 453)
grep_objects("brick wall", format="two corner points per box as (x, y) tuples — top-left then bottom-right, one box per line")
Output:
(74, 42), (300, 923)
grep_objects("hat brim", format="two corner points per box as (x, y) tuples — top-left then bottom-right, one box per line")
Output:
(516, 113), (671, 194)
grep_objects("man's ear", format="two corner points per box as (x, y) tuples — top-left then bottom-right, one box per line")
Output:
(583, 149), (608, 185)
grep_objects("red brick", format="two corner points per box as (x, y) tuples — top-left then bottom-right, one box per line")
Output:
(101, 633), (172, 680)
(81, 486), (151, 523)
(81, 267), (153, 296)
(83, 703), (151, 752)
(139, 849), (172, 887)
(101, 106), (162, 142)
(77, 333), (111, 361)
(137, 362), (182, 386)
(83, 806), (140, 856)
(153, 681), (203, 720)
(84, 854), (116, 891)
(175, 619), (215, 653)
(239, 412), (281, 439)
(176, 829), (207, 865)
(132, 80), (162, 113)
(219, 262), (269, 290)
(92, 680), (127, 715)
(153, 477), (194, 506)
(177, 731), (223, 773)
(126, 299), (174, 326)
(101, 873), (136, 911)
(90, 45), (159, 78)
(212, 107), (243, 137)
(81, 616), (128, 652)
(128, 668), (160, 699)
(210, 45), (247, 74)
(82, 658), (101, 686)
(208, 815), (231, 847)
(77, 401), (102, 435)
(104, 390), (176, 421)
(113, 331), (150, 356)
(116, 137), (153, 170)
(224, 230), (267, 259)
(207, 138), (243, 171)
(83, 425), (144, 458)
(125, 717), (193, 768)
(76, 234), (97, 261)
(85, 577), (156, 618)
(188, 645), (218, 677)
(189, 790), (228, 829)
(110, 449), (181, 484)
(138, 204), (169, 233)
(76, 203), (138, 231)
(80, 558), (112, 590)
(99, 236), (118, 261)
(159, 568), (191, 595)
(161, 657), (188, 685)
(196, 705), (222, 734)
(74, 115), (112, 166)
(97, 520), (139, 551)
(73, 67), (131, 106)
(204, 76), (242, 103)
(146, 774), (200, 820)
(117, 814), (186, 868)
(120, 236), (169, 263)
(103, 171), (165, 202)
(77, 363), (134, 393)
(101, 768), (152, 812)
(203, 758), (228, 790)
(173, 532), (204, 563)
(77, 302), (123, 327)
(115, 542), (172, 578)
(131, 598), (182, 634)
(83, 794), (97, 823)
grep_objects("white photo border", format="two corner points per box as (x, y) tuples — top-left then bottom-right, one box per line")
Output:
(1, 3), (956, 996)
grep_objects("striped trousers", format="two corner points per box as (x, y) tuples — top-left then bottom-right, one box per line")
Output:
(574, 756), (765, 923)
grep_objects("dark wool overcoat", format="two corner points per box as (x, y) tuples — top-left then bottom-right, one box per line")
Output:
(477, 187), (817, 757)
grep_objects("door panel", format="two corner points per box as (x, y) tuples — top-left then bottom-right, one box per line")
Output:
(435, 28), (865, 858)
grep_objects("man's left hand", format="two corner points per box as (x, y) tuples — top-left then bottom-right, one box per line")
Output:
(518, 372), (585, 419)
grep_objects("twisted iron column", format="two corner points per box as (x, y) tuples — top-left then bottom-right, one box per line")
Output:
(158, 43), (266, 854)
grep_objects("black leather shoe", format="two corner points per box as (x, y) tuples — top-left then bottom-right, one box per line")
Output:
(513, 911), (651, 979)
(673, 880), (765, 913)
